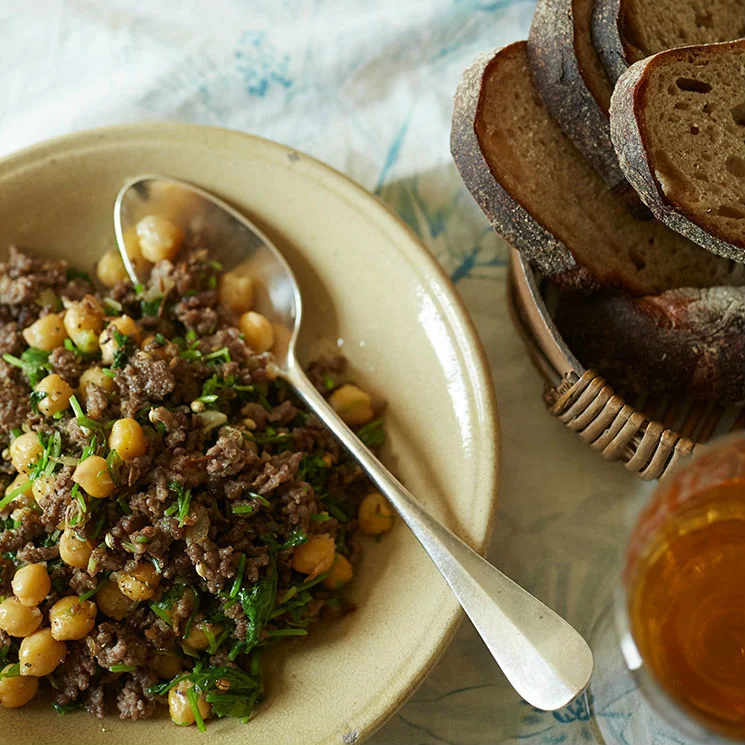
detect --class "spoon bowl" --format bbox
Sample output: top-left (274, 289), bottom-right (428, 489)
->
top-left (115, 174), bottom-right (594, 711)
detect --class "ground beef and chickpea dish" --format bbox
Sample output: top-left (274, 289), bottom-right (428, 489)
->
top-left (0, 215), bottom-right (394, 729)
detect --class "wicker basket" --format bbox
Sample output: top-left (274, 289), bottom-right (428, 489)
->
top-left (506, 248), bottom-right (745, 480)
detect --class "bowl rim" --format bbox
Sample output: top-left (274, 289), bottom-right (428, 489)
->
top-left (0, 121), bottom-right (501, 742)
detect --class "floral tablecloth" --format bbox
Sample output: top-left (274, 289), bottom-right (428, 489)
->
top-left (1, 1), bottom-right (650, 742)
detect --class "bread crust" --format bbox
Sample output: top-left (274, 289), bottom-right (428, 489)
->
top-left (451, 43), bottom-right (594, 289)
top-left (591, 0), bottom-right (630, 85)
top-left (528, 0), bottom-right (625, 190)
top-left (610, 44), bottom-right (745, 263)
top-left (555, 286), bottom-right (745, 404)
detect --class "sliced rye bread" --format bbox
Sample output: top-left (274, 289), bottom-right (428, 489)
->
top-left (450, 41), bottom-right (744, 296)
top-left (528, 0), bottom-right (631, 199)
top-left (593, 0), bottom-right (745, 86)
top-left (611, 40), bottom-right (745, 262)
top-left (554, 286), bottom-right (745, 404)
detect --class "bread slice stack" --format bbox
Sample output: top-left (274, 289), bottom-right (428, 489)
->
top-left (452, 0), bottom-right (745, 404)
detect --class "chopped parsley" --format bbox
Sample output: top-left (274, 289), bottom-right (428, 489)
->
top-left (165, 481), bottom-right (192, 527)
top-left (357, 417), bottom-right (385, 448)
top-left (2, 347), bottom-right (51, 387)
top-left (66, 267), bottom-right (92, 283)
top-left (29, 390), bottom-right (47, 414)
top-left (111, 328), bottom-right (135, 370)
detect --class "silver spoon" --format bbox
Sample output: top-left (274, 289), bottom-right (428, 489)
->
top-left (114, 175), bottom-right (593, 711)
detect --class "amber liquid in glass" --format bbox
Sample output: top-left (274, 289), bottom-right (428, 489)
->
top-left (628, 482), bottom-right (745, 738)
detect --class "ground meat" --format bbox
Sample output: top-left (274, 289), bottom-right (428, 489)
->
top-left (116, 352), bottom-right (175, 418)
top-left (240, 402), bottom-right (268, 429)
top-left (0, 513), bottom-right (44, 554)
top-left (38, 466), bottom-right (75, 530)
top-left (175, 293), bottom-right (219, 335)
top-left (148, 406), bottom-right (188, 448)
top-left (205, 427), bottom-right (255, 476)
top-left (144, 618), bottom-right (176, 650)
top-left (0, 246), bottom-right (69, 308)
top-left (85, 684), bottom-right (106, 719)
top-left (201, 327), bottom-right (252, 364)
top-left (82, 382), bottom-right (111, 421)
top-left (69, 568), bottom-right (97, 595)
top-left (54, 640), bottom-right (98, 707)
top-left (117, 671), bottom-right (161, 720)
top-left (49, 347), bottom-right (86, 385)
top-left (0, 322), bottom-right (22, 356)
top-left (268, 399), bottom-right (297, 425)
top-left (306, 354), bottom-right (346, 392)
top-left (92, 623), bottom-right (149, 670)
top-left (251, 451), bottom-right (303, 496)
top-left (280, 482), bottom-right (317, 530)
top-left (185, 522), bottom-right (237, 594)
top-left (0, 362), bottom-right (31, 438)
top-left (16, 543), bottom-right (59, 563)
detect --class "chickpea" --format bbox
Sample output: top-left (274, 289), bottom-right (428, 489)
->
top-left (9, 433), bottom-right (42, 475)
top-left (329, 384), bottom-right (374, 427)
top-left (151, 652), bottom-right (182, 680)
top-left (218, 271), bottom-right (253, 314)
top-left (59, 529), bottom-right (93, 569)
top-left (291, 535), bottom-right (336, 577)
top-left (34, 374), bottom-right (73, 417)
top-left (96, 580), bottom-right (133, 621)
top-left (96, 249), bottom-right (129, 289)
top-left (12, 564), bottom-right (50, 607)
top-left (18, 628), bottom-right (66, 677)
top-left (63, 296), bottom-right (104, 354)
top-left (0, 598), bottom-right (42, 637)
top-left (136, 215), bottom-right (184, 263)
top-left (79, 366), bottom-right (115, 411)
top-left (108, 418), bottom-right (147, 461)
top-left (358, 492), bottom-right (395, 535)
top-left (116, 563), bottom-right (160, 601)
top-left (99, 315), bottom-right (140, 366)
top-left (49, 596), bottom-right (97, 641)
top-left (184, 621), bottom-right (223, 651)
top-left (5, 473), bottom-right (31, 508)
top-left (323, 554), bottom-right (354, 590)
top-left (121, 226), bottom-right (150, 274)
top-left (22, 313), bottom-right (67, 351)
top-left (30, 473), bottom-right (56, 510)
top-left (0, 664), bottom-right (38, 708)
top-left (72, 455), bottom-right (115, 499)
top-left (238, 311), bottom-right (274, 353)
top-left (169, 680), bottom-right (211, 726)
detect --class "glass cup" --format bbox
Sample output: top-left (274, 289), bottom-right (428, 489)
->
top-left (588, 433), bottom-right (745, 745)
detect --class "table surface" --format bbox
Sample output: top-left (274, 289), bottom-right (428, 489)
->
top-left (2, 1), bottom-right (648, 742)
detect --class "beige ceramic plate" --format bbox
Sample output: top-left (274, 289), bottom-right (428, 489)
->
top-left (0, 123), bottom-right (499, 745)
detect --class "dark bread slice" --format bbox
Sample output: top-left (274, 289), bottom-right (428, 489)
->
top-left (528, 0), bottom-right (627, 194)
top-left (554, 286), bottom-right (745, 404)
top-left (450, 41), bottom-right (743, 296)
top-left (593, 0), bottom-right (745, 85)
top-left (611, 40), bottom-right (745, 262)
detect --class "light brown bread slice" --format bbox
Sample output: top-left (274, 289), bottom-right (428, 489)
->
top-left (528, 0), bottom-right (627, 193)
top-left (450, 41), bottom-right (743, 295)
top-left (554, 285), bottom-right (745, 404)
top-left (593, 0), bottom-right (745, 85)
top-left (611, 40), bottom-right (745, 262)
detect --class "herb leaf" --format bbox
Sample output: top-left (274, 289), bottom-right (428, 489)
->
top-left (3, 348), bottom-right (52, 387)
top-left (357, 417), bottom-right (385, 448)
top-left (111, 328), bottom-right (135, 370)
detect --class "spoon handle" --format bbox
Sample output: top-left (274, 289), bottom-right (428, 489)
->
top-left (284, 365), bottom-right (593, 711)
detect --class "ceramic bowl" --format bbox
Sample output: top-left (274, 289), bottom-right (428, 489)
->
top-left (0, 123), bottom-right (499, 745)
